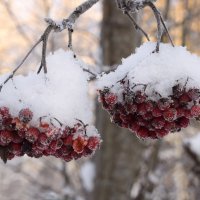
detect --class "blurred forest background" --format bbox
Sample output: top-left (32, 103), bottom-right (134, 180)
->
top-left (1, 0), bottom-right (200, 200)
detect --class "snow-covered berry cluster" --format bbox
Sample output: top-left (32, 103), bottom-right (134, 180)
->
top-left (0, 107), bottom-right (101, 163)
top-left (98, 78), bottom-right (200, 139)
top-left (97, 42), bottom-right (200, 139)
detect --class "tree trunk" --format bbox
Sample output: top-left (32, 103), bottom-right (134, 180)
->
top-left (93, 1), bottom-right (146, 200)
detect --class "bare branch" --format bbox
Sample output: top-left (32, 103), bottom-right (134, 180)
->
top-left (122, 0), bottom-right (174, 52)
top-left (125, 11), bottom-right (150, 41)
top-left (0, 26), bottom-right (53, 91)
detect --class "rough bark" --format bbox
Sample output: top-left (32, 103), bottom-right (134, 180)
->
top-left (93, 1), bottom-right (146, 200)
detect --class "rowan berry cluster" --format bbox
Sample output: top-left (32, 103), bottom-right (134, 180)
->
top-left (98, 78), bottom-right (200, 139)
top-left (0, 107), bottom-right (101, 163)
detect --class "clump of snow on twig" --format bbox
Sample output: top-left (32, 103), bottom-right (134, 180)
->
top-left (0, 50), bottom-right (93, 127)
top-left (97, 42), bottom-right (200, 99)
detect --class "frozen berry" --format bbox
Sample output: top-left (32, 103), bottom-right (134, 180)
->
top-left (10, 143), bottom-right (22, 156)
top-left (63, 134), bottom-right (73, 146)
top-left (191, 105), bottom-right (200, 117)
top-left (135, 91), bottom-right (146, 103)
top-left (25, 127), bottom-right (40, 143)
top-left (178, 117), bottom-right (189, 128)
top-left (104, 93), bottom-right (117, 105)
top-left (50, 139), bottom-right (63, 150)
top-left (163, 108), bottom-right (177, 122)
top-left (137, 127), bottom-right (148, 138)
top-left (152, 107), bottom-right (162, 117)
top-left (158, 98), bottom-right (170, 110)
top-left (73, 136), bottom-right (87, 153)
top-left (179, 93), bottom-right (191, 104)
top-left (0, 131), bottom-right (13, 144)
top-left (87, 137), bottom-right (100, 151)
top-left (156, 129), bottom-right (168, 138)
top-left (19, 108), bottom-right (33, 123)
top-left (152, 117), bottom-right (165, 129)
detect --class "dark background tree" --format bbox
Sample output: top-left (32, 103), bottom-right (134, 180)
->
top-left (93, 1), bottom-right (147, 200)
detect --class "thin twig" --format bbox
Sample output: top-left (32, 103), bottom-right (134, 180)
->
top-left (147, 2), bottom-right (162, 52)
top-left (0, 37), bottom-right (43, 91)
top-left (37, 25), bottom-right (53, 74)
top-left (82, 68), bottom-right (97, 81)
top-left (160, 15), bottom-right (174, 47)
top-left (125, 11), bottom-right (150, 41)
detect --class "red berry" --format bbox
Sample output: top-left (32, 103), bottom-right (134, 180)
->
top-left (179, 93), bottom-right (191, 104)
top-left (135, 91), bottom-right (146, 103)
top-left (152, 117), bottom-right (165, 129)
top-left (191, 105), bottom-right (200, 117)
top-left (137, 127), bottom-right (148, 138)
top-left (71, 151), bottom-right (81, 160)
top-left (138, 103), bottom-right (147, 115)
top-left (158, 98), bottom-right (170, 110)
top-left (82, 147), bottom-right (93, 157)
top-left (73, 136), bottom-right (87, 153)
top-left (63, 134), bottom-right (73, 145)
top-left (60, 145), bottom-right (72, 156)
top-left (163, 108), bottom-right (177, 122)
top-left (46, 128), bottom-right (62, 140)
top-left (145, 101), bottom-right (154, 112)
top-left (104, 93), bottom-right (117, 105)
top-left (184, 109), bottom-right (192, 118)
top-left (25, 127), bottom-right (40, 143)
top-left (164, 122), bottom-right (176, 131)
top-left (148, 131), bottom-right (158, 139)
top-left (35, 141), bottom-right (48, 151)
top-left (178, 117), bottom-right (189, 128)
top-left (39, 122), bottom-right (50, 132)
top-left (50, 139), bottom-right (63, 150)
top-left (143, 112), bottom-right (153, 121)
top-left (137, 116), bottom-right (148, 127)
top-left (176, 108), bottom-right (185, 118)
top-left (125, 104), bottom-right (137, 113)
top-left (0, 131), bottom-right (14, 144)
top-left (156, 129), bottom-right (168, 138)
top-left (0, 107), bottom-right (10, 118)
top-left (12, 132), bottom-right (23, 143)
top-left (129, 123), bottom-right (140, 133)
top-left (87, 137), bottom-right (100, 151)
top-left (63, 154), bottom-right (73, 162)
top-left (19, 108), bottom-right (33, 123)
top-left (38, 133), bottom-right (51, 145)
top-left (43, 148), bottom-right (56, 156)
top-left (152, 107), bottom-right (162, 117)
top-left (18, 131), bottom-right (26, 138)
top-left (10, 143), bottom-right (22, 156)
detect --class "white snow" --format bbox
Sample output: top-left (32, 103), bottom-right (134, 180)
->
top-left (80, 161), bottom-right (95, 192)
top-left (184, 133), bottom-right (200, 157)
top-left (97, 42), bottom-right (200, 99)
top-left (0, 50), bottom-right (93, 127)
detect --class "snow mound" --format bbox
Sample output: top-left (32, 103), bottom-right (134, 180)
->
top-left (0, 49), bottom-right (92, 127)
top-left (97, 42), bottom-right (200, 98)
